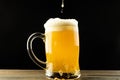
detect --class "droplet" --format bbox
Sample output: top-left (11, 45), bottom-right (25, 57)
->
top-left (61, 0), bottom-right (64, 8)
top-left (61, 0), bottom-right (64, 13)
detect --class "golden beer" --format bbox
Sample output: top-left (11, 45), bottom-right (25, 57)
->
top-left (44, 18), bottom-right (80, 79)
top-left (27, 18), bottom-right (80, 79)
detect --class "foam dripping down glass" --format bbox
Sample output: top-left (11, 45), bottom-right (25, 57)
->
top-left (27, 18), bottom-right (81, 79)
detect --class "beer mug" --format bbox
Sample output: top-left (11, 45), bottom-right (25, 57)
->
top-left (27, 18), bottom-right (81, 79)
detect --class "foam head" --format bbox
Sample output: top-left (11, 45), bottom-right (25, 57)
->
top-left (44, 18), bottom-right (78, 32)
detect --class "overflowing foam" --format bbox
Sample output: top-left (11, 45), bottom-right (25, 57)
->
top-left (44, 18), bottom-right (78, 32)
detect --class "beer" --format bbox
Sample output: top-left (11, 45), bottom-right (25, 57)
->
top-left (27, 18), bottom-right (80, 79)
top-left (44, 18), bottom-right (80, 78)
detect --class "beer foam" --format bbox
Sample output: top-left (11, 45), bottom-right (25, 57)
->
top-left (44, 18), bottom-right (78, 31)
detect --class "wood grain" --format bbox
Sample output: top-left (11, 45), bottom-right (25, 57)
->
top-left (0, 70), bottom-right (120, 80)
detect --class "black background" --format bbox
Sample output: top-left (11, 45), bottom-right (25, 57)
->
top-left (0, 0), bottom-right (120, 70)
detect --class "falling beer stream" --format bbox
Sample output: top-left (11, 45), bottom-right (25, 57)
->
top-left (61, 0), bottom-right (64, 13)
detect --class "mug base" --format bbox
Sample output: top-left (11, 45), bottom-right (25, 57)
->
top-left (46, 72), bottom-right (81, 79)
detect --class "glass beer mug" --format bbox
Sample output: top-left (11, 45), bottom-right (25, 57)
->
top-left (27, 18), bottom-right (81, 79)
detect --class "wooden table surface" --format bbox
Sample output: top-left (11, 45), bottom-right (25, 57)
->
top-left (0, 70), bottom-right (120, 80)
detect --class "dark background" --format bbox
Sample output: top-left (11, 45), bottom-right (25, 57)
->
top-left (0, 0), bottom-right (120, 70)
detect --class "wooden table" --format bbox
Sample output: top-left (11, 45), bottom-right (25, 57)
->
top-left (0, 70), bottom-right (120, 80)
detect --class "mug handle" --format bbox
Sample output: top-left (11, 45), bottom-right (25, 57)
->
top-left (27, 32), bottom-right (46, 69)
